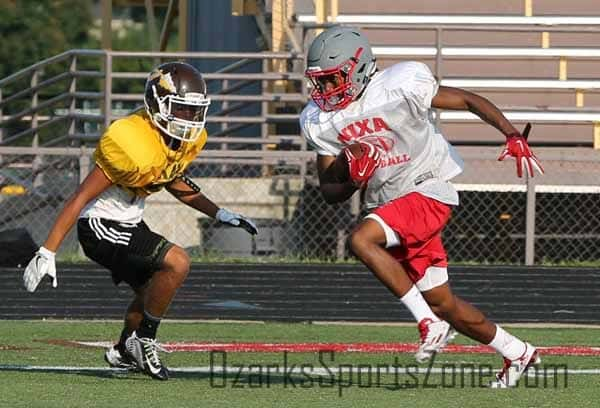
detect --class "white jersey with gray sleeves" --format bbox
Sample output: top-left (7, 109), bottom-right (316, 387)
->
top-left (300, 61), bottom-right (464, 208)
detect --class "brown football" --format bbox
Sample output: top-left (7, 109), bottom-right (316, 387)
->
top-left (333, 143), bottom-right (364, 182)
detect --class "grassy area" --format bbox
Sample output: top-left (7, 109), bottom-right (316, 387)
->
top-left (0, 321), bottom-right (599, 407)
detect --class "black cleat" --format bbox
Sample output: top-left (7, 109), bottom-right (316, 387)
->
top-left (125, 331), bottom-right (170, 381)
top-left (104, 344), bottom-right (137, 369)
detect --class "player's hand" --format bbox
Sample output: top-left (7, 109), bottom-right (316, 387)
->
top-left (345, 141), bottom-right (382, 184)
top-left (23, 247), bottom-right (57, 293)
top-left (216, 208), bottom-right (258, 235)
top-left (498, 123), bottom-right (544, 178)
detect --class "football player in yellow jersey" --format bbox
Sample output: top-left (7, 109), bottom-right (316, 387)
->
top-left (22, 62), bottom-right (257, 380)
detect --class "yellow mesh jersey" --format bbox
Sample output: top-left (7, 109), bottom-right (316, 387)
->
top-left (94, 110), bottom-right (207, 196)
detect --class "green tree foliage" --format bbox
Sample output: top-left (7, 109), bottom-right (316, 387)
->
top-left (0, 0), bottom-right (94, 79)
top-left (0, 1), bottom-right (177, 145)
top-left (109, 5), bottom-right (173, 95)
top-left (0, 1), bottom-right (95, 146)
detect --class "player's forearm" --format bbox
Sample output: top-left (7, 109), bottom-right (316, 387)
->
top-left (463, 92), bottom-right (518, 136)
top-left (43, 195), bottom-right (86, 252)
top-left (181, 192), bottom-right (220, 218)
top-left (42, 166), bottom-right (112, 252)
top-left (167, 177), bottom-right (219, 217)
top-left (319, 181), bottom-right (358, 204)
top-left (433, 87), bottom-right (518, 137)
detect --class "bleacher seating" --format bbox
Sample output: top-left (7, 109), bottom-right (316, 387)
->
top-left (317, 0), bottom-right (600, 16)
top-left (296, 1), bottom-right (600, 146)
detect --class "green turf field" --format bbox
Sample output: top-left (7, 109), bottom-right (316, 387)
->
top-left (0, 321), bottom-right (599, 407)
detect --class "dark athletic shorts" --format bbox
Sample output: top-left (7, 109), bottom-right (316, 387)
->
top-left (77, 217), bottom-right (173, 289)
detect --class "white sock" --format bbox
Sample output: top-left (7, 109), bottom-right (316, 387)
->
top-left (399, 285), bottom-right (439, 323)
top-left (488, 325), bottom-right (527, 360)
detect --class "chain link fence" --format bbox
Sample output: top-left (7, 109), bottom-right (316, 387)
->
top-left (1, 147), bottom-right (600, 265)
top-left (0, 152), bottom-right (81, 255)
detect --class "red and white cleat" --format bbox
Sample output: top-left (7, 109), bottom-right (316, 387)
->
top-left (415, 318), bottom-right (457, 363)
top-left (489, 342), bottom-right (541, 388)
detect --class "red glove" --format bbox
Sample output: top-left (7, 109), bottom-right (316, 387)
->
top-left (345, 141), bottom-right (382, 184)
top-left (498, 123), bottom-right (544, 178)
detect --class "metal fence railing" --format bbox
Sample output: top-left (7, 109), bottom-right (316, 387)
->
top-left (2, 146), bottom-right (600, 265)
top-left (2, 46), bottom-right (600, 265)
top-left (3, 46), bottom-right (600, 149)
top-left (0, 49), bottom-right (306, 149)
top-left (296, 21), bottom-right (600, 147)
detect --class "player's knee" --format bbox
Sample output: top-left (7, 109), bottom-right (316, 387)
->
top-left (163, 246), bottom-right (190, 282)
top-left (347, 230), bottom-right (369, 257)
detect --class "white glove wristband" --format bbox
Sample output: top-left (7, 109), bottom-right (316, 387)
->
top-left (38, 246), bottom-right (55, 259)
top-left (216, 208), bottom-right (239, 225)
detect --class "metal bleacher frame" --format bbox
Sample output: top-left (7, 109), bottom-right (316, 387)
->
top-left (296, 13), bottom-right (600, 147)
top-left (3, 14), bottom-right (600, 149)
top-left (1, 9), bottom-right (600, 265)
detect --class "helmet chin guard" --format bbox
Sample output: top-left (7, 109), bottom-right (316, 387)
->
top-left (305, 48), bottom-right (363, 112)
top-left (150, 89), bottom-right (210, 142)
top-left (305, 26), bottom-right (377, 112)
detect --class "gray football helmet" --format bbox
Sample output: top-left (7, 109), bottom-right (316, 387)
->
top-left (305, 26), bottom-right (377, 111)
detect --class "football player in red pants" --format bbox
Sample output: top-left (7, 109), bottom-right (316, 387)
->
top-left (300, 26), bottom-right (543, 387)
